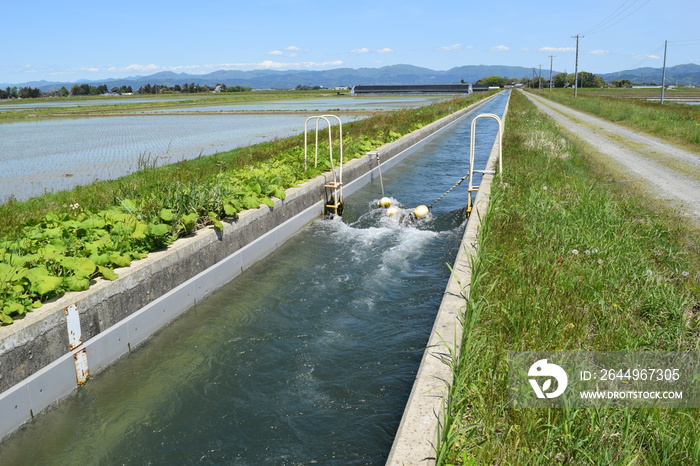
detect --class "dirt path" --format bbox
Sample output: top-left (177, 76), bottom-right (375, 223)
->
top-left (522, 91), bottom-right (700, 220)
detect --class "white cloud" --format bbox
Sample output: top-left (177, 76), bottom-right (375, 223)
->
top-left (213, 60), bottom-right (344, 70)
top-left (490, 45), bottom-right (509, 52)
top-left (122, 64), bottom-right (160, 72)
top-left (377, 48), bottom-right (394, 54)
top-left (438, 43), bottom-right (463, 51)
top-left (588, 49), bottom-right (610, 56)
top-left (167, 65), bottom-right (204, 72)
top-left (40, 59), bottom-right (345, 78)
top-left (48, 66), bottom-right (103, 76)
top-left (539, 46), bottom-right (575, 53)
top-left (630, 53), bottom-right (662, 61)
top-left (351, 47), bottom-right (371, 54)
top-left (270, 46), bottom-right (305, 57)
top-left (17, 64), bottom-right (39, 74)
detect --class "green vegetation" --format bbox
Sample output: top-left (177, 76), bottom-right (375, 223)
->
top-left (1, 82), bottom-right (251, 100)
top-left (0, 92), bottom-right (494, 324)
top-left (529, 88), bottom-right (700, 149)
top-left (437, 90), bottom-right (700, 464)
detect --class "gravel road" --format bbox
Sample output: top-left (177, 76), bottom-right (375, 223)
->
top-left (522, 91), bottom-right (700, 220)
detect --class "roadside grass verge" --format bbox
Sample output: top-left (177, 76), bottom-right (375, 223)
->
top-left (0, 93), bottom-right (494, 324)
top-left (437, 90), bottom-right (700, 464)
top-left (528, 88), bottom-right (700, 149)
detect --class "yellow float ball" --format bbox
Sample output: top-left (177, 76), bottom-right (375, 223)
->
top-left (386, 206), bottom-right (399, 217)
top-left (379, 197), bottom-right (392, 208)
top-left (413, 205), bottom-right (429, 219)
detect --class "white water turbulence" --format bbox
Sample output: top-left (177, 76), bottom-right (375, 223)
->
top-left (0, 91), bottom-right (510, 465)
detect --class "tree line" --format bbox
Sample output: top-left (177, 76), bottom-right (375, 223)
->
top-left (1, 87), bottom-right (44, 99)
top-left (0, 83), bottom-right (252, 99)
top-left (476, 71), bottom-right (609, 89)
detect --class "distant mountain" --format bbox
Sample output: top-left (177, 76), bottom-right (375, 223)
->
top-left (2, 63), bottom-right (698, 91)
top-left (0, 65), bottom-right (550, 92)
top-left (599, 63), bottom-right (700, 85)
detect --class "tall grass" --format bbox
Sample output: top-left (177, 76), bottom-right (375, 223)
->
top-left (529, 88), bottom-right (700, 148)
top-left (438, 90), bottom-right (700, 464)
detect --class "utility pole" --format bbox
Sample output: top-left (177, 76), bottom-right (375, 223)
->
top-left (539, 64), bottom-right (542, 89)
top-left (549, 55), bottom-right (555, 91)
top-left (660, 40), bottom-right (668, 104)
top-left (572, 35), bottom-right (583, 98)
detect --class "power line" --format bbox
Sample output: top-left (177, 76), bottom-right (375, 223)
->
top-left (580, 0), bottom-right (634, 35)
top-left (627, 38), bottom-right (699, 75)
top-left (579, 0), bottom-right (651, 36)
top-left (631, 43), bottom-right (666, 69)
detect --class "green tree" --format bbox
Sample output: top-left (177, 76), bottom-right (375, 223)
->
top-left (19, 87), bottom-right (42, 98)
top-left (577, 71), bottom-right (604, 88)
top-left (552, 73), bottom-right (571, 88)
top-left (610, 79), bottom-right (632, 88)
top-left (476, 76), bottom-right (506, 87)
top-left (1, 87), bottom-right (19, 98)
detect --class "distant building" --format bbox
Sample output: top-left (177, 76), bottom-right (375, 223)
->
top-left (352, 84), bottom-right (474, 94)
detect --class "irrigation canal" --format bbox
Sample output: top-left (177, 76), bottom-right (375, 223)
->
top-left (0, 91), bottom-right (510, 465)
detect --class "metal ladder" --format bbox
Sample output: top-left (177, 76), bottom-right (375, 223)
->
top-left (466, 113), bottom-right (503, 217)
top-left (304, 115), bottom-right (344, 216)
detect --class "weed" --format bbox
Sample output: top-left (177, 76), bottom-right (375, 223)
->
top-left (438, 90), bottom-right (700, 464)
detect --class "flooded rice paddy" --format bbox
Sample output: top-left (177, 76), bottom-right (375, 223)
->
top-left (0, 96), bottom-right (445, 202)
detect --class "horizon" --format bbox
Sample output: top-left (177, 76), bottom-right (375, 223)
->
top-left (2, 0), bottom-right (698, 85)
top-left (3, 62), bottom-right (699, 88)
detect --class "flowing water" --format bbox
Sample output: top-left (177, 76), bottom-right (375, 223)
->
top-left (0, 91), bottom-right (509, 465)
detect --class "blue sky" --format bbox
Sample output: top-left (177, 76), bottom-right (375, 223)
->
top-left (2, 0), bottom-right (698, 84)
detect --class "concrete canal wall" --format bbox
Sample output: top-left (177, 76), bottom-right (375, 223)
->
top-left (386, 98), bottom-right (510, 465)
top-left (0, 94), bottom-right (500, 441)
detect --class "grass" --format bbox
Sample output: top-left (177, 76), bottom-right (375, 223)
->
top-left (528, 88), bottom-right (700, 149)
top-left (552, 88), bottom-right (700, 100)
top-left (437, 90), bottom-right (700, 464)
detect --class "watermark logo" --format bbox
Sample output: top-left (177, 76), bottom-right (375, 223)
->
top-left (528, 359), bottom-right (568, 399)
top-left (510, 352), bottom-right (700, 408)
